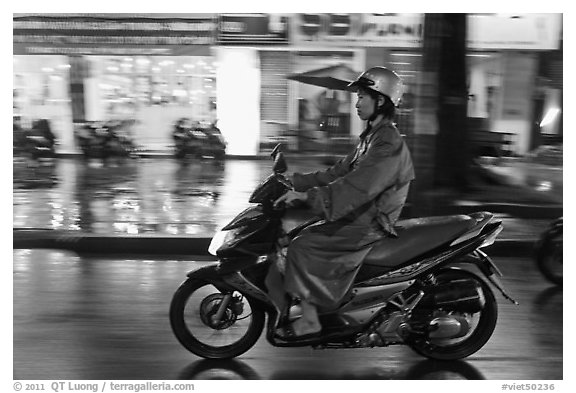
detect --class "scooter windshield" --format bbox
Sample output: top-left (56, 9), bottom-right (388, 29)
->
top-left (222, 205), bottom-right (268, 230)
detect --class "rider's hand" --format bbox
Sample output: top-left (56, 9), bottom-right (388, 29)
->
top-left (274, 190), bottom-right (307, 208)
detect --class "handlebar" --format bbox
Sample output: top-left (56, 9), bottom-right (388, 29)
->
top-left (276, 174), bottom-right (293, 190)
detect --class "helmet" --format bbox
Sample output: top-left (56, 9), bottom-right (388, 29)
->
top-left (348, 66), bottom-right (404, 106)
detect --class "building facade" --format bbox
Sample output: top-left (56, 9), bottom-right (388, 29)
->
top-left (13, 13), bottom-right (562, 156)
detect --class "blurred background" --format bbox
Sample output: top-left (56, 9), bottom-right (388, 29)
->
top-left (13, 13), bottom-right (563, 228)
top-left (11, 13), bottom-right (565, 381)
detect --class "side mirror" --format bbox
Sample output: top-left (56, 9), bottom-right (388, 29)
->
top-left (271, 143), bottom-right (282, 160)
top-left (273, 152), bottom-right (287, 174)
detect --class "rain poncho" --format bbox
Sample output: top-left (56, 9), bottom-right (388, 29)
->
top-left (284, 119), bottom-right (415, 309)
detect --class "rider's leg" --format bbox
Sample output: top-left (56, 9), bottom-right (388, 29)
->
top-left (264, 262), bottom-right (287, 313)
top-left (289, 299), bottom-right (321, 336)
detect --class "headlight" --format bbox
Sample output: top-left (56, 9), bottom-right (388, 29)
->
top-left (208, 228), bottom-right (242, 256)
top-left (208, 230), bottom-right (227, 256)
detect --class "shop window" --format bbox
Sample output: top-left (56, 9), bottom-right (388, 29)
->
top-left (97, 55), bottom-right (218, 124)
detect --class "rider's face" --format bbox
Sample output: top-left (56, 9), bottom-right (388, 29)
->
top-left (355, 89), bottom-right (378, 121)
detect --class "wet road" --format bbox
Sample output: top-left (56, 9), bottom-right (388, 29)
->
top-left (13, 249), bottom-right (562, 380)
top-left (13, 157), bottom-right (323, 236)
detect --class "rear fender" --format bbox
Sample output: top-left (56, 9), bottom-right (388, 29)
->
top-left (445, 251), bottom-right (518, 305)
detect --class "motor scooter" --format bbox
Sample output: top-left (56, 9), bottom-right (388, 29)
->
top-left (170, 145), bottom-right (518, 360)
top-left (15, 119), bottom-right (57, 160)
top-left (173, 118), bottom-right (226, 161)
top-left (76, 120), bottom-right (137, 160)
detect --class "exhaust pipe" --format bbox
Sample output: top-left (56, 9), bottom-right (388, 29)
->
top-left (429, 315), bottom-right (470, 339)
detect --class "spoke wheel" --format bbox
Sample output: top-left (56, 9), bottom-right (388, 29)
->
top-left (170, 279), bottom-right (265, 359)
top-left (408, 269), bottom-right (498, 360)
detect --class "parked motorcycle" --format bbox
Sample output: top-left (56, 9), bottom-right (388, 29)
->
top-left (535, 217), bottom-right (563, 286)
top-left (173, 118), bottom-right (226, 161)
top-left (14, 118), bottom-right (57, 160)
top-left (200, 123), bottom-right (226, 160)
top-left (75, 120), bottom-right (138, 160)
top-left (170, 145), bottom-right (518, 360)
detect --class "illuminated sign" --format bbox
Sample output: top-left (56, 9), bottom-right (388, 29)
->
top-left (291, 13), bottom-right (562, 50)
top-left (291, 13), bottom-right (423, 47)
top-left (218, 14), bottom-right (289, 44)
top-left (13, 15), bottom-right (217, 55)
top-left (467, 13), bottom-right (562, 50)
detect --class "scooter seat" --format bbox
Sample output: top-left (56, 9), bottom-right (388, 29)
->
top-left (363, 215), bottom-right (476, 268)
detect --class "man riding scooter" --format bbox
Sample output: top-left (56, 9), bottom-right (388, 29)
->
top-left (267, 66), bottom-right (415, 340)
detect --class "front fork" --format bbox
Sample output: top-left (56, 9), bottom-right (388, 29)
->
top-left (466, 250), bottom-right (519, 305)
top-left (212, 293), bottom-right (233, 324)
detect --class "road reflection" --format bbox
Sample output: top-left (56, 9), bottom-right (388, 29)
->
top-left (13, 160), bottom-right (59, 190)
top-left (171, 160), bottom-right (224, 202)
top-left (179, 358), bottom-right (485, 380)
top-left (403, 360), bottom-right (485, 380)
top-left (534, 286), bottom-right (562, 307)
top-left (179, 359), bottom-right (261, 380)
top-left (531, 286), bottom-right (563, 350)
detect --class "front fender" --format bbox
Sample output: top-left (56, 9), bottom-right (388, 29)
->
top-left (186, 262), bottom-right (220, 279)
top-left (185, 263), bottom-right (232, 292)
top-left (184, 262), bottom-right (274, 309)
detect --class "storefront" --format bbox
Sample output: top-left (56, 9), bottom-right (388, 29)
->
top-left (13, 14), bottom-right (221, 153)
top-left (13, 13), bottom-right (294, 156)
top-left (286, 13), bottom-right (562, 156)
top-left (225, 13), bottom-right (423, 156)
top-left (465, 13), bottom-right (563, 155)
top-left (13, 55), bottom-right (75, 150)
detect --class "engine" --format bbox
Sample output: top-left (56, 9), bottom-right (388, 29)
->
top-left (353, 279), bottom-right (484, 347)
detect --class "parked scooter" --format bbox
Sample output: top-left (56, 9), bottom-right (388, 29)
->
top-left (199, 122), bottom-right (226, 160)
top-left (14, 119), bottom-right (57, 160)
top-left (76, 120), bottom-right (137, 160)
top-left (170, 145), bottom-right (518, 360)
top-left (535, 217), bottom-right (563, 286)
top-left (173, 118), bottom-right (226, 161)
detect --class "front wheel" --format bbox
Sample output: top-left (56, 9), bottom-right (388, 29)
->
top-left (170, 279), bottom-right (265, 359)
top-left (408, 269), bottom-right (498, 360)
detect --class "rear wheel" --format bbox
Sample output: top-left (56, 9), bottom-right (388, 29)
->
top-left (408, 269), bottom-right (498, 360)
top-left (170, 279), bottom-right (265, 359)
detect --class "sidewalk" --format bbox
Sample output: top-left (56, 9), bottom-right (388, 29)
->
top-left (13, 154), bottom-right (562, 258)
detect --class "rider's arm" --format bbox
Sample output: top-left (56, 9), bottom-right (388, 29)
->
top-left (305, 129), bottom-right (414, 222)
top-left (292, 146), bottom-right (358, 192)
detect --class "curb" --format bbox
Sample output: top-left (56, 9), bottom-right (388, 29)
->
top-left (13, 229), bottom-right (536, 258)
top-left (13, 229), bottom-right (212, 257)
